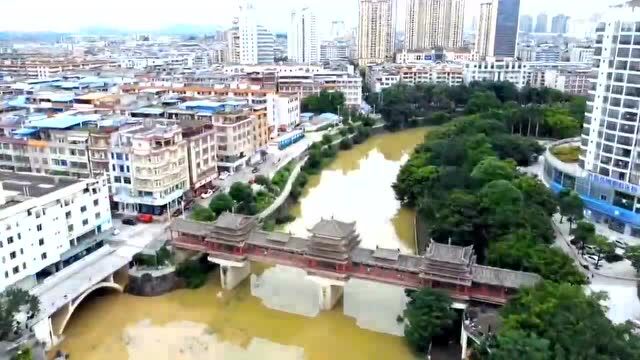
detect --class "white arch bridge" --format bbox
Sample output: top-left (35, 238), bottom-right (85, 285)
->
top-left (30, 245), bottom-right (133, 348)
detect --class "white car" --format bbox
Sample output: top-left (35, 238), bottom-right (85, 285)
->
top-left (200, 189), bottom-right (215, 199)
top-left (219, 172), bottom-right (230, 180)
top-left (112, 228), bottom-right (120, 236)
top-left (584, 254), bottom-right (599, 264)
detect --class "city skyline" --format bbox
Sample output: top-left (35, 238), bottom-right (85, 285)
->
top-left (0, 0), bottom-right (623, 35)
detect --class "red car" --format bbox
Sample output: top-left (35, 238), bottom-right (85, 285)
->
top-left (136, 214), bottom-right (153, 223)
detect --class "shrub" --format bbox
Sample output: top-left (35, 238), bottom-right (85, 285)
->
top-left (134, 253), bottom-right (158, 267)
top-left (191, 205), bottom-right (215, 222)
top-left (254, 175), bottom-right (270, 187)
top-left (604, 252), bottom-right (624, 263)
top-left (339, 137), bottom-right (353, 150)
top-left (176, 258), bottom-right (212, 289)
top-left (275, 213), bottom-right (296, 225)
top-left (339, 127), bottom-right (349, 137)
top-left (263, 219), bottom-right (276, 231)
top-left (321, 133), bottom-right (334, 145)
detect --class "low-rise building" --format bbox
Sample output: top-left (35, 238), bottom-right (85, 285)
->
top-left (181, 121), bottom-right (218, 193)
top-left (213, 109), bottom-right (256, 173)
top-left (0, 172), bottom-right (111, 291)
top-left (463, 60), bottom-right (532, 88)
top-left (543, 68), bottom-right (591, 95)
top-left (367, 64), bottom-right (464, 92)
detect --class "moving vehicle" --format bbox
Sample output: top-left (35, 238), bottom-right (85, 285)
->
top-left (122, 218), bottom-right (137, 226)
top-left (136, 213), bottom-right (153, 223)
top-left (200, 189), bottom-right (215, 199)
top-left (614, 239), bottom-right (628, 249)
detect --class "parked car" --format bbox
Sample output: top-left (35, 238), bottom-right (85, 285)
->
top-left (136, 214), bottom-right (153, 223)
top-left (615, 239), bottom-right (628, 249)
top-left (251, 167), bottom-right (260, 174)
top-left (200, 189), bottom-right (215, 199)
top-left (219, 171), bottom-right (230, 180)
top-left (584, 254), bottom-right (599, 263)
top-left (112, 228), bottom-right (121, 235)
top-left (122, 218), bottom-right (137, 226)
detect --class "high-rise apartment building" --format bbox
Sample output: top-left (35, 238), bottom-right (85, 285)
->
top-left (238, 0), bottom-right (274, 64)
top-left (357, 0), bottom-right (395, 65)
top-left (474, 0), bottom-right (520, 59)
top-left (226, 20), bottom-right (241, 63)
top-left (535, 13), bottom-right (548, 33)
top-left (541, 2), bottom-right (640, 236)
top-left (551, 14), bottom-right (570, 34)
top-left (288, 7), bottom-right (320, 64)
top-left (519, 15), bottom-right (533, 33)
top-left (404, 0), bottom-right (465, 51)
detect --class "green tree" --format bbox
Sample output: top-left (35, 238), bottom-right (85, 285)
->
top-left (321, 133), bottom-right (334, 145)
top-left (470, 157), bottom-right (517, 186)
top-left (11, 347), bottom-right (33, 360)
top-left (254, 175), bottom-right (270, 187)
top-left (338, 137), bottom-right (353, 150)
top-left (403, 288), bottom-right (455, 353)
top-left (476, 329), bottom-right (551, 360)
top-left (302, 90), bottom-right (346, 114)
top-left (625, 245), bottom-right (640, 273)
top-left (572, 221), bottom-right (596, 254)
top-left (498, 281), bottom-right (640, 359)
top-left (0, 288), bottom-right (40, 341)
top-left (558, 189), bottom-right (584, 229)
top-left (229, 182), bottom-right (254, 204)
top-left (591, 234), bottom-right (614, 269)
top-left (208, 193), bottom-right (234, 216)
top-left (191, 205), bottom-right (215, 222)
top-left (465, 91), bottom-right (501, 114)
top-left (512, 176), bottom-right (557, 216)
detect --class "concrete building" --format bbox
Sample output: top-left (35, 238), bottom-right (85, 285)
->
top-left (569, 47), bottom-right (595, 63)
top-left (551, 14), bottom-right (570, 34)
top-left (357, 0), bottom-right (395, 65)
top-left (0, 172), bottom-right (111, 291)
top-left (518, 44), bottom-right (561, 62)
top-left (404, 0), bottom-right (465, 51)
top-left (519, 14), bottom-right (533, 33)
top-left (543, 68), bottom-right (591, 95)
top-left (463, 60), bottom-right (531, 88)
top-left (547, 2), bottom-right (640, 236)
top-left (474, 0), bottom-right (521, 59)
top-left (110, 124), bottom-right (189, 215)
top-left (367, 63), bottom-right (464, 92)
top-left (535, 13), bottom-right (548, 33)
top-left (226, 22), bottom-right (241, 63)
top-left (181, 122), bottom-right (218, 193)
top-left (288, 7), bottom-right (320, 64)
top-left (239, 0), bottom-right (274, 64)
top-left (212, 109), bottom-right (256, 173)
top-left (320, 40), bottom-right (350, 61)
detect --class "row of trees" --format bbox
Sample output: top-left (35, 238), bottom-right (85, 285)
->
top-left (374, 81), bottom-right (585, 139)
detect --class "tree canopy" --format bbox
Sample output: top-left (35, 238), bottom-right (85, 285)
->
top-left (403, 288), bottom-right (455, 354)
top-left (485, 281), bottom-right (640, 359)
top-left (302, 90), bottom-right (346, 114)
top-left (208, 193), bottom-right (234, 216)
top-left (0, 288), bottom-right (40, 341)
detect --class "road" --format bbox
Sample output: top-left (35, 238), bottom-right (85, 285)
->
top-left (195, 131), bottom-right (324, 208)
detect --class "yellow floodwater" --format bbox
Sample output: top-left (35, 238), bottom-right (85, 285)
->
top-left (286, 128), bottom-right (429, 253)
top-left (52, 129), bottom-right (428, 360)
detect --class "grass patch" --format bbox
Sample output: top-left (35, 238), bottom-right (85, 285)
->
top-left (551, 145), bottom-right (580, 163)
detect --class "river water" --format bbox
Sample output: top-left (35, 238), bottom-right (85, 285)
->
top-left (52, 128), bottom-right (429, 360)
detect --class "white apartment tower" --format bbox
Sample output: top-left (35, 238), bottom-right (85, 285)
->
top-left (288, 7), bottom-right (320, 64)
top-left (239, 0), bottom-right (275, 65)
top-left (475, 0), bottom-right (496, 58)
top-left (358, 0), bottom-right (396, 65)
top-left (404, 0), bottom-right (465, 50)
top-left (226, 19), bottom-right (241, 63)
top-left (580, 3), bottom-right (640, 184)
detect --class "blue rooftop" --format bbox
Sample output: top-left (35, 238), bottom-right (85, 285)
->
top-left (12, 128), bottom-right (39, 136)
top-left (29, 114), bottom-right (101, 129)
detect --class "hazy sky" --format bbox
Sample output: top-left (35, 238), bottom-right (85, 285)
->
top-left (0, 0), bottom-right (622, 35)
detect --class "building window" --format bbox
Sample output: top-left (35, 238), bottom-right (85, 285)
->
top-left (41, 253), bottom-right (47, 260)
top-left (22, 263), bottom-right (25, 270)
top-left (601, 194), bottom-right (607, 201)
top-left (6, 236), bottom-right (12, 244)
top-left (68, 224), bottom-right (74, 233)
top-left (9, 251), bottom-right (16, 260)
top-left (66, 211), bottom-right (71, 219)
top-left (115, 153), bottom-right (124, 160)
top-left (12, 266), bottom-right (18, 275)
top-left (82, 219), bottom-right (89, 226)
top-left (119, 165), bottom-right (125, 172)
top-left (39, 238), bottom-right (44, 246)
top-left (114, 176), bottom-right (122, 183)
top-left (36, 224), bottom-right (42, 232)
top-left (19, 248), bottom-right (23, 255)
top-left (80, 206), bottom-right (87, 213)
top-left (4, 272), bottom-right (7, 279)
top-left (123, 177), bottom-right (131, 184)
top-left (95, 212), bottom-right (100, 220)
top-left (94, 199), bottom-right (99, 206)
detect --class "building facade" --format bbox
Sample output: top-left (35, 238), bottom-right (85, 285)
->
top-left (519, 14), bottom-right (533, 33)
top-left (544, 4), bottom-right (640, 236)
top-left (535, 13), bottom-right (548, 33)
top-left (238, 0), bottom-right (275, 65)
top-left (358, 0), bottom-right (395, 65)
top-left (569, 47), bottom-right (595, 63)
top-left (475, 0), bottom-right (520, 59)
top-left (551, 14), bottom-right (570, 34)
top-left (404, 0), bottom-right (465, 51)
top-left (0, 173), bottom-right (111, 291)
top-left (288, 7), bottom-right (320, 64)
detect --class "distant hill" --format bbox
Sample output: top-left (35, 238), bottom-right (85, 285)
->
top-left (0, 32), bottom-right (68, 42)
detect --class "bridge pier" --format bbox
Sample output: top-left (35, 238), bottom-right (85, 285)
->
top-left (307, 275), bottom-right (345, 311)
top-left (208, 256), bottom-right (251, 290)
